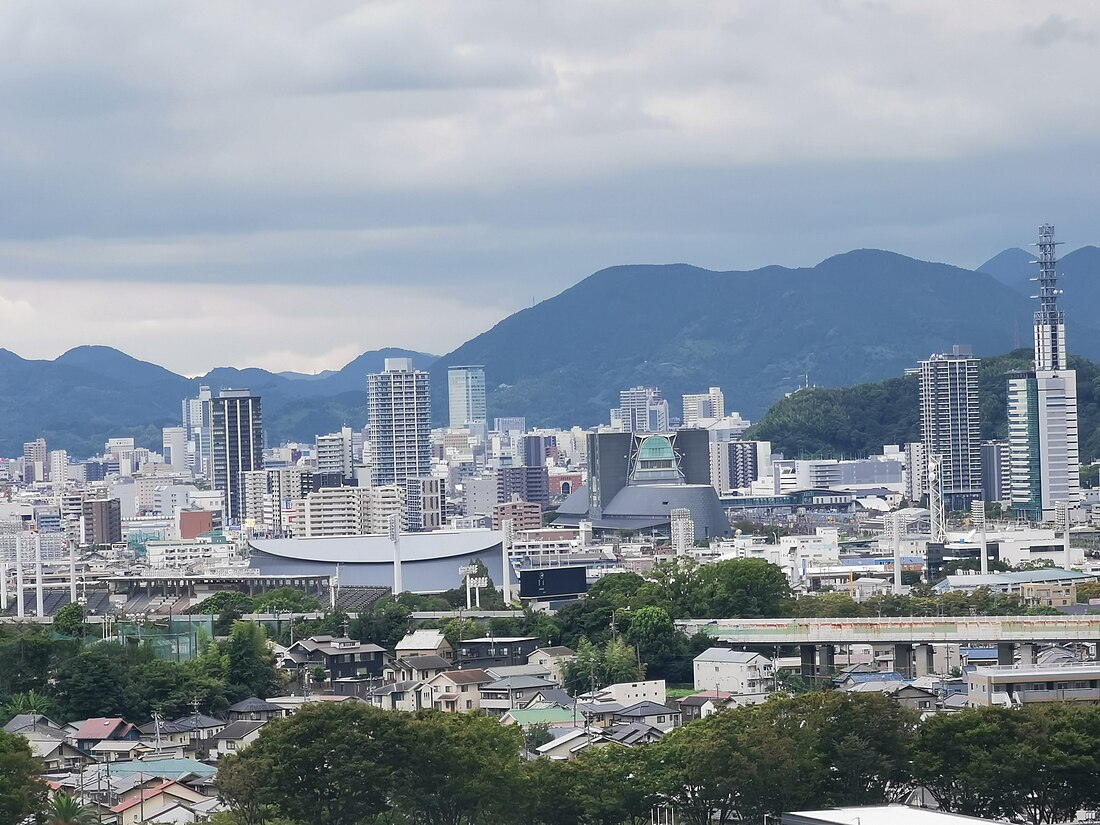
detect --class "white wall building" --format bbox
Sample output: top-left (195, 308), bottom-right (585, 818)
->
top-left (693, 648), bottom-right (775, 701)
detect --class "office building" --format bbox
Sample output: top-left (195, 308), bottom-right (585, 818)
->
top-left (367, 358), bottom-right (431, 487)
top-left (448, 365), bottom-right (487, 430)
top-left (682, 387), bottom-right (725, 427)
top-left (162, 426), bottom-right (188, 472)
top-left (494, 417), bottom-right (526, 434)
top-left (615, 386), bottom-right (669, 433)
top-left (210, 389), bottom-right (265, 523)
top-left (522, 434), bottom-right (553, 468)
top-left (919, 345), bottom-right (982, 510)
top-left (1008, 225), bottom-right (1081, 521)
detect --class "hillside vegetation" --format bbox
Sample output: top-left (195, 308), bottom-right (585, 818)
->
top-left (746, 350), bottom-right (1100, 462)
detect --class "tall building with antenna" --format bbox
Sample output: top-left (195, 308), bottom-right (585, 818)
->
top-left (1007, 224), bottom-right (1080, 521)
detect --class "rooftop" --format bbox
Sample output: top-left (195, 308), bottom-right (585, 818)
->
top-left (694, 647), bottom-right (769, 664)
top-left (785, 805), bottom-right (1002, 825)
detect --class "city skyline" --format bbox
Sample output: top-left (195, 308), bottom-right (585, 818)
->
top-left (1, 3), bottom-right (1099, 374)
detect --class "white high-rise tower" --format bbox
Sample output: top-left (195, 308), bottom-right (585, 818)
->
top-left (1007, 224), bottom-right (1080, 521)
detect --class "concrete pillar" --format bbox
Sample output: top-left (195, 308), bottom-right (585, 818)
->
top-left (34, 535), bottom-right (44, 618)
top-left (997, 642), bottom-right (1014, 665)
top-left (800, 644), bottom-right (817, 679)
top-left (819, 644), bottom-right (836, 677)
top-left (915, 644), bottom-right (935, 677)
top-left (15, 535), bottom-right (26, 618)
top-left (894, 643), bottom-right (914, 678)
top-left (1018, 643), bottom-right (1036, 667)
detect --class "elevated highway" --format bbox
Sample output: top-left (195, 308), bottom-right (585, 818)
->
top-left (678, 616), bottom-right (1100, 678)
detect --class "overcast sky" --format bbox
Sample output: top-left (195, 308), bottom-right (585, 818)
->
top-left (1, 1), bottom-right (1098, 375)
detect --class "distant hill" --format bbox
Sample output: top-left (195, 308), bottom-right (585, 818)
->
top-left (0, 346), bottom-right (434, 457)
top-left (745, 350), bottom-right (1100, 463)
top-left (430, 249), bottom-right (1100, 428)
top-left (978, 245), bottom-right (1100, 314)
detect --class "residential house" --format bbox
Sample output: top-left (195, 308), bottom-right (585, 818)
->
top-left (967, 661), bottom-right (1100, 707)
top-left (70, 718), bottom-right (141, 753)
top-left (395, 628), bottom-right (453, 660)
top-left (91, 740), bottom-right (155, 762)
top-left (4, 713), bottom-right (65, 738)
top-left (479, 675), bottom-right (558, 716)
top-left (840, 681), bottom-right (938, 712)
top-left (485, 663), bottom-right (553, 680)
top-left (527, 646), bottom-right (576, 685)
top-left (693, 648), bottom-right (775, 702)
top-left (535, 728), bottom-right (605, 760)
top-left (226, 697), bottom-right (286, 723)
top-left (418, 669), bottom-right (493, 712)
top-left (169, 714), bottom-right (225, 758)
top-left (266, 694), bottom-right (362, 715)
top-left (282, 635), bottom-right (388, 681)
top-left (678, 690), bottom-right (734, 722)
top-left (579, 679), bottom-right (667, 707)
top-left (455, 637), bottom-right (540, 669)
top-left (211, 721), bottom-right (266, 759)
top-left (612, 701), bottom-right (681, 731)
top-left (137, 721), bottom-right (193, 755)
top-left (366, 681), bottom-right (420, 712)
top-left (499, 706), bottom-right (579, 730)
top-left (385, 655), bottom-right (453, 683)
top-left (23, 733), bottom-right (91, 773)
top-left (110, 780), bottom-right (208, 825)
top-left (603, 721), bottom-right (666, 745)
top-left (523, 688), bottom-right (575, 709)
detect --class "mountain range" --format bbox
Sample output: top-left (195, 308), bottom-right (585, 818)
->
top-left (1, 245), bottom-right (1096, 457)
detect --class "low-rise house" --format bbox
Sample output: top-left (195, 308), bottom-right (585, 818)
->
top-left (967, 660), bottom-right (1100, 707)
top-left (612, 701), bottom-right (681, 731)
top-left (211, 721), bottom-right (266, 758)
top-left (535, 728), bottom-right (602, 760)
top-left (485, 663), bottom-right (553, 681)
top-left (578, 679), bottom-right (667, 707)
top-left (395, 628), bottom-right (453, 660)
top-left (603, 721), bottom-right (666, 746)
top-left (523, 688), bottom-right (575, 708)
top-left (226, 697), bottom-right (286, 723)
top-left (266, 694), bottom-right (362, 715)
top-left (137, 721), bottom-right (194, 756)
top-left (70, 717), bottom-right (141, 753)
top-left (282, 635), bottom-right (388, 680)
top-left (24, 733), bottom-right (92, 773)
top-left (385, 655), bottom-right (453, 683)
top-left (499, 706), bottom-right (579, 730)
top-left (455, 637), bottom-right (540, 670)
top-left (527, 646), bottom-right (576, 684)
top-left (693, 648), bottom-right (775, 701)
top-left (418, 669), bottom-right (493, 712)
top-left (678, 690), bottom-right (734, 722)
top-left (366, 680), bottom-right (420, 712)
top-left (91, 740), bottom-right (155, 762)
top-left (110, 780), bottom-right (208, 825)
top-left (840, 681), bottom-right (938, 712)
top-left (479, 675), bottom-right (558, 716)
top-left (4, 713), bottom-right (65, 738)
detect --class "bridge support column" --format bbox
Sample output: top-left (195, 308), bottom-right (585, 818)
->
top-left (894, 643), bottom-right (914, 678)
top-left (997, 643), bottom-right (1014, 666)
top-left (1018, 643), bottom-right (1036, 667)
top-left (800, 644), bottom-right (817, 680)
top-left (818, 644), bottom-right (836, 677)
top-left (915, 644), bottom-right (935, 677)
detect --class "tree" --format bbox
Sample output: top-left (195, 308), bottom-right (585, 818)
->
top-left (603, 637), bottom-right (644, 685)
top-left (626, 605), bottom-right (691, 682)
top-left (252, 587), bottom-right (323, 614)
top-left (706, 559), bottom-right (793, 618)
top-left (223, 622), bottom-right (282, 700)
top-left (52, 643), bottom-right (141, 721)
top-left (524, 721), bottom-right (554, 752)
top-left (570, 744), bottom-right (659, 825)
top-left (391, 711), bottom-right (524, 825)
top-left (53, 603), bottom-right (86, 639)
top-left (44, 792), bottom-right (97, 825)
top-left (187, 591), bottom-right (255, 616)
top-left (0, 729), bottom-right (46, 825)
top-left (2, 690), bottom-right (52, 722)
top-left (221, 702), bottom-right (406, 825)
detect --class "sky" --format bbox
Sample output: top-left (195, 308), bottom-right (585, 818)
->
top-left (1, 1), bottom-right (1099, 376)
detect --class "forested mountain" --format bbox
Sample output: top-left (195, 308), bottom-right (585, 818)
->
top-left (745, 350), bottom-right (1100, 462)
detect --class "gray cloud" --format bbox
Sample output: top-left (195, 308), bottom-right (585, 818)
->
top-left (0, 0), bottom-right (1099, 373)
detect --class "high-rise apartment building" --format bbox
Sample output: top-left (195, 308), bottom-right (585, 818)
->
top-left (403, 476), bottom-right (445, 532)
top-left (209, 389), bottom-right (264, 523)
top-left (183, 386), bottom-right (213, 475)
top-left (23, 438), bottom-right (47, 483)
top-left (82, 497), bottom-right (122, 546)
top-left (48, 450), bottom-right (69, 487)
top-left (1008, 225), bottom-right (1081, 521)
top-left (367, 358), bottom-right (431, 487)
top-left (448, 365), bottom-right (487, 429)
top-left (615, 386), bottom-right (669, 433)
top-left (682, 387), bottom-right (725, 427)
top-left (919, 345), bottom-right (982, 510)
top-left (316, 427), bottom-right (355, 481)
top-left (981, 440), bottom-right (1012, 504)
